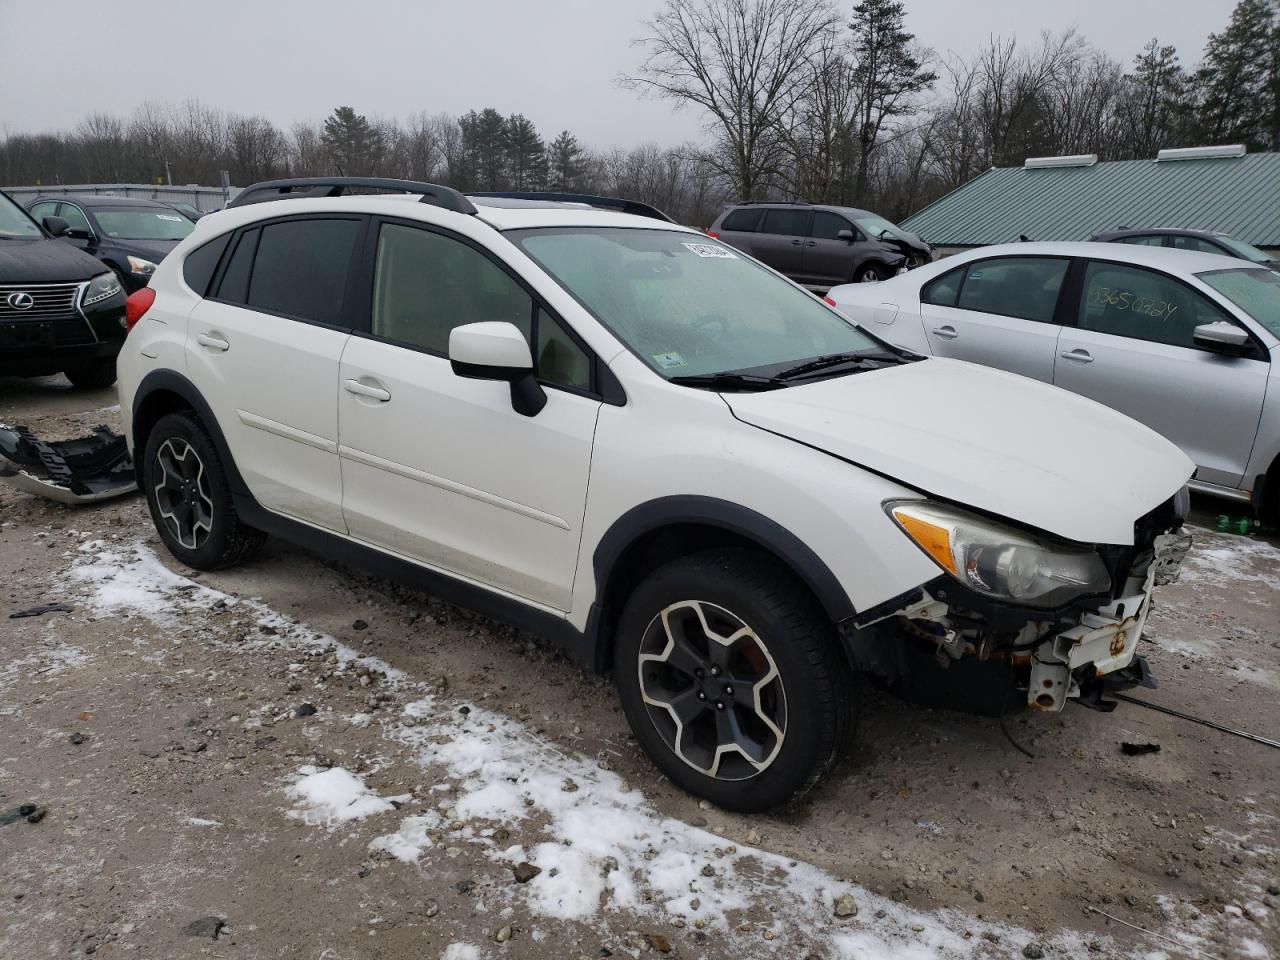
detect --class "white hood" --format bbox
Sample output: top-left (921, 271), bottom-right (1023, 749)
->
top-left (725, 358), bottom-right (1194, 545)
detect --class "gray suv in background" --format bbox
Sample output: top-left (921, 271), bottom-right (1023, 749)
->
top-left (708, 202), bottom-right (933, 288)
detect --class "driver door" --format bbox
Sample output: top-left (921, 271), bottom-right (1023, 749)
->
top-left (1054, 259), bottom-right (1268, 487)
top-left (338, 219), bottom-right (602, 611)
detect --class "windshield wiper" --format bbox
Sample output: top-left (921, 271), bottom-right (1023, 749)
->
top-left (774, 350), bottom-right (906, 381)
top-left (668, 372), bottom-right (786, 392)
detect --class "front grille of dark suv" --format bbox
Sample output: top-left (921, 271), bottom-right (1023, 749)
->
top-left (0, 282), bottom-right (83, 321)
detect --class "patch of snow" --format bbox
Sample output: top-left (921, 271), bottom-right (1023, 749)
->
top-left (369, 812), bottom-right (441, 862)
top-left (1178, 527), bottom-right (1280, 596)
top-left (286, 766), bottom-right (404, 828)
top-left (183, 816), bottom-right (222, 827)
top-left (440, 945), bottom-right (483, 960)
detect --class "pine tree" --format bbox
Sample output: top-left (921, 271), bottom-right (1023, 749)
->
top-left (460, 108), bottom-right (509, 190)
top-left (505, 114), bottom-right (548, 190)
top-left (548, 130), bottom-right (586, 191)
top-left (847, 0), bottom-right (937, 205)
top-left (1123, 39), bottom-right (1189, 153)
top-left (1195, 0), bottom-right (1279, 149)
top-left (320, 106), bottom-right (383, 174)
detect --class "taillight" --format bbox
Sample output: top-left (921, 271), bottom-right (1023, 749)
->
top-left (706, 231), bottom-right (720, 239)
top-left (823, 295), bottom-right (837, 307)
top-left (124, 288), bottom-right (156, 332)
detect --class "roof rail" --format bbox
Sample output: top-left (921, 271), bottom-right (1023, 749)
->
top-left (466, 191), bottom-right (674, 223)
top-left (736, 199), bottom-right (813, 206)
top-left (227, 177), bottom-right (477, 215)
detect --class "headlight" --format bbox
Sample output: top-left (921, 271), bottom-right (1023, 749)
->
top-left (887, 500), bottom-right (1111, 608)
top-left (82, 271), bottom-right (122, 306)
top-left (126, 255), bottom-right (159, 276)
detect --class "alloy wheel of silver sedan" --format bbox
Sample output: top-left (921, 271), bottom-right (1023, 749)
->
top-left (637, 600), bottom-right (787, 781)
top-left (152, 437), bottom-right (214, 550)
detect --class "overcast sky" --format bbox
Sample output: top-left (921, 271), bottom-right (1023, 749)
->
top-left (0, 0), bottom-right (1235, 149)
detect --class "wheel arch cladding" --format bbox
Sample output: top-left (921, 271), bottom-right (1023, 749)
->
top-left (590, 496), bottom-right (855, 673)
top-left (132, 370), bottom-right (248, 496)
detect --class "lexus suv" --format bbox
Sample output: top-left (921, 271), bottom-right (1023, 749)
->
top-left (0, 189), bottom-right (127, 388)
top-left (117, 178), bottom-right (1194, 811)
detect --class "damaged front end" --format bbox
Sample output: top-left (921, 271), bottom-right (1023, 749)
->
top-left (0, 424), bottom-right (136, 505)
top-left (845, 493), bottom-right (1192, 713)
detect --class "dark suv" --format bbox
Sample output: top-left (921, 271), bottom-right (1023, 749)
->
top-left (27, 195), bottom-right (196, 293)
top-left (1090, 227), bottom-right (1278, 270)
top-left (0, 190), bottom-right (128, 388)
top-left (708, 203), bottom-right (933, 287)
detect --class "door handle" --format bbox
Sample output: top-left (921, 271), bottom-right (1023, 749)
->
top-left (931, 325), bottom-right (958, 340)
top-left (791, 238), bottom-right (803, 245)
top-left (196, 333), bottom-right (229, 352)
top-left (343, 379), bottom-right (391, 402)
top-left (1060, 349), bottom-right (1094, 363)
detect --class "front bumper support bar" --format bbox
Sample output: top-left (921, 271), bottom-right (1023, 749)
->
top-left (0, 424), bottom-right (137, 505)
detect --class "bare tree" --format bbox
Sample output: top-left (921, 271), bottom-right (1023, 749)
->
top-left (629, 0), bottom-right (837, 199)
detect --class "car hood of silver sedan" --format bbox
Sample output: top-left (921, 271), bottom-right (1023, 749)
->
top-left (724, 357), bottom-right (1195, 546)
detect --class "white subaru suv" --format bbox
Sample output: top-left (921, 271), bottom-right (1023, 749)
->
top-left (117, 178), bottom-right (1194, 811)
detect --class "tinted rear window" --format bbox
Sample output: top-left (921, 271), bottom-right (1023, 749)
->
top-left (761, 208), bottom-right (810, 237)
top-left (182, 233), bottom-right (231, 297)
top-left (245, 219), bottom-right (361, 326)
top-left (721, 208), bottom-right (763, 232)
top-left (215, 229), bottom-right (259, 304)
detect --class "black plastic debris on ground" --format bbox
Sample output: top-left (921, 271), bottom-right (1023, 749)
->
top-left (182, 916), bottom-right (227, 939)
top-left (1121, 741), bottom-right (1162, 756)
top-left (9, 602), bottom-right (74, 619)
top-left (0, 804), bottom-right (47, 826)
top-left (0, 424), bottom-right (136, 503)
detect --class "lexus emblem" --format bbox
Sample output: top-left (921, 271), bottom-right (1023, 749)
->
top-left (6, 292), bottom-right (34, 310)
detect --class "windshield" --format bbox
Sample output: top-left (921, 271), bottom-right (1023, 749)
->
top-left (509, 227), bottom-right (883, 379)
top-left (94, 208), bottom-right (195, 241)
top-left (853, 214), bottom-right (905, 241)
top-left (0, 193), bottom-right (43, 239)
top-left (1213, 236), bottom-right (1274, 264)
top-left (1198, 268), bottom-right (1280, 338)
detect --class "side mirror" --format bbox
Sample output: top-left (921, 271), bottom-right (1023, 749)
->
top-left (1193, 321), bottom-right (1249, 352)
top-left (448, 321), bottom-right (546, 417)
top-left (42, 215), bottom-right (69, 237)
top-left (836, 229), bottom-right (854, 243)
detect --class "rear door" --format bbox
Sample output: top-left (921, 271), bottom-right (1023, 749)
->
top-left (917, 255), bottom-right (1071, 382)
top-left (753, 208), bottom-right (811, 278)
top-left (186, 215), bottom-right (364, 531)
top-left (1053, 259), bottom-right (1269, 487)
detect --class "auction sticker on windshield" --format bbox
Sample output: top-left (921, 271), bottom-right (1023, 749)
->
top-left (652, 351), bottom-right (688, 369)
top-left (682, 242), bottom-right (736, 259)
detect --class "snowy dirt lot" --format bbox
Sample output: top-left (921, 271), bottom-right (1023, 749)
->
top-left (2, 376), bottom-right (1278, 960)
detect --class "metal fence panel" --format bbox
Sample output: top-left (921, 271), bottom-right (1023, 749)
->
top-left (3, 183), bottom-right (240, 213)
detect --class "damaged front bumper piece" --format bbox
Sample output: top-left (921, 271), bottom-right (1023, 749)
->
top-left (844, 523), bottom-right (1194, 714)
top-left (0, 424), bottom-right (137, 505)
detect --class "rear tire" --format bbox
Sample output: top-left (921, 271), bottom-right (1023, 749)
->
top-left (142, 411), bottom-right (265, 570)
top-left (614, 548), bottom-right (854, 812)
top-left (64, 359), bottom-right (117, 390)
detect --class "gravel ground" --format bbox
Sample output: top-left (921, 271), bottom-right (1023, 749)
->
top-left (1, 374), bottom-right (1277, 960)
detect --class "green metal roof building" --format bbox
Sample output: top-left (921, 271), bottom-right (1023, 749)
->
top-left (902, 146), bottom-right (1280, 255)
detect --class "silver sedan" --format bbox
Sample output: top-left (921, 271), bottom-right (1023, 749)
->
top-left (827, 242), bottom-right (1280, 518)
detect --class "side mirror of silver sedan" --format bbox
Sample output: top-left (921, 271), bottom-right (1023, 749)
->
top-left (1193, 321), bottom-right (1250, 351)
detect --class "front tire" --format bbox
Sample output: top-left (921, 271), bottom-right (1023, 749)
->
top-left (142, 411), bottom-right (265, 570)
top-left (856, 262), bottom-right (888, 283)
top-left (615, 549), bottom-right (854, 812)
top-left (64, 359), bottom-right (117, 390)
